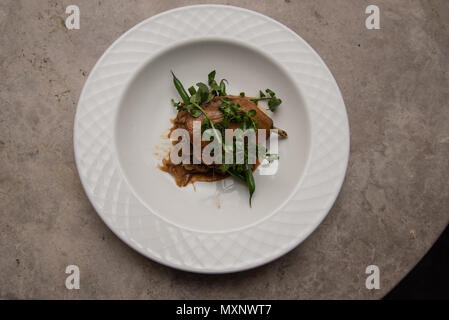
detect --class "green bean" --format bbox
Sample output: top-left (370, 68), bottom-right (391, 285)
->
top-left (171, 71), bottom-right (190, 105)
top-left (246, 165), bottom-right (255, 207)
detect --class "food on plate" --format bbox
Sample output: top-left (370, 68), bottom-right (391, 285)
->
top-left (159, 70), bottom-right (287, 206)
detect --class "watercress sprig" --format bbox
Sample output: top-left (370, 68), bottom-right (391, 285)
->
top-left (250, 89), bottom-right (282, 112)
top-left (170, 70), bottom-right (282, 207)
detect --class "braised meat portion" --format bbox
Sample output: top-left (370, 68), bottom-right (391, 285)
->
top-left (174, 95), bottom-right (274, 143)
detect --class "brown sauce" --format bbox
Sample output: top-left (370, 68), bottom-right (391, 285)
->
top-left (159, 117), bottom-right (228, 187)
top-left (158, 158), bottom-right (228, 187)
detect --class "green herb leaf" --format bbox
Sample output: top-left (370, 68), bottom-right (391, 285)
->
top-left (248, 109), bottom-right (257, 117)
top-left (189, 92), bottom-right (201, 105)
top-left (201, 118), bottom-right (211, 133)
top-left (186, 104), bottom-right (202, 117)
top-left (208, 70), bottom-right (216, 83)
top-left (206, 92), bottom-right (215, 104)
top-left (188, 86), bottom-right (196, 95)
top-left (196, 82), bottom-right (210, 103)
top-left (219, 79), bottom-right (227, 96)
top-left (268, 97), bottom-right (282, 112)
top-left (265, 88), bottom-right (276, 97)
top-left (171, 99), bottom-right (184, 111)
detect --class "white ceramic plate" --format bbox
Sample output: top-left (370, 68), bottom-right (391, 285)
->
top-left (74, 4), bottom-right (349, 273)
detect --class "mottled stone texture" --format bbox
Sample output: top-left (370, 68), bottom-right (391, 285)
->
top-left (1, 0), bottom-right (448, 299)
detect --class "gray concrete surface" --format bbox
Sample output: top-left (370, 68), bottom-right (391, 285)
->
top-left (1, 0), bottom-right (449, 299)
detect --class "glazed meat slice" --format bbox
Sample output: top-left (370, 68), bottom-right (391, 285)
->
top-left (175, 95), bottom-right (274, 142)
top-left (171, 95), bottom-right (286, 174)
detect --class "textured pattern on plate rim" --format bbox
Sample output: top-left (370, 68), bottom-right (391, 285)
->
top-left (73, 5), bottom-right (350, 273)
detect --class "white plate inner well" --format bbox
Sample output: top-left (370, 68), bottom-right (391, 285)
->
top-left (115, 39), bottom-right (311, 233)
